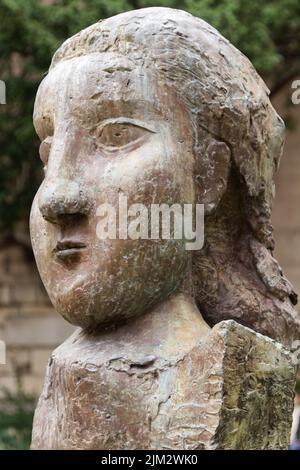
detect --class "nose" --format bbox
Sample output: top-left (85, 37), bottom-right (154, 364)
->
top-left (38, 179), bottom-right (92, 224)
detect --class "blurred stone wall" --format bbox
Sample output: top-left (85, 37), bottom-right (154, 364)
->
top-left (0, 236), bottom-right (74, 397)
top-left (273, 84), bottom-right (300, 300)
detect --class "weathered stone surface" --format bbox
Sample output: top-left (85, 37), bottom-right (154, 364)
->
top-left (213, 322), bottom-right (295, 450)
top-left (30, 7), bottom-right (299, 450)
top-left (31, 319), bottom-right (295, 450)
top-left (30, 7), bottom-right (300, 349)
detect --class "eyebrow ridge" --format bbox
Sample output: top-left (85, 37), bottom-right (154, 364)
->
top-left (98, 117), bottom-right (157, 133)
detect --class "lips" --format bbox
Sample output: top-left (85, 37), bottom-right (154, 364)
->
top-left (54, 240), bottom-right (87, 260)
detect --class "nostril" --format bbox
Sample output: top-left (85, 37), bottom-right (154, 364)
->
top-left (56, 213), bottom-right (88, 228)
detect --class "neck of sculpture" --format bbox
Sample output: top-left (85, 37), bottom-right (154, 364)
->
top-left (86, 291), bottom-right (210, 363)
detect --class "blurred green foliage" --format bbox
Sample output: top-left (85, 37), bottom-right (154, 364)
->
top-left (0, 0), bottom-right (300, 230)
top-left (0, 383), bottom-right (35, 450)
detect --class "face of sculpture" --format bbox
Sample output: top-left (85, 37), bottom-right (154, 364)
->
top-left (30, 52), bottom-right (197, 328)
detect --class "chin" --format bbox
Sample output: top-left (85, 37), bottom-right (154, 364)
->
top-left (47, 275), bottom-right (139, 329)
top-left (53, 297), bottom-right (142, 329)
top-left (49, 274), bottom-right (170, 330)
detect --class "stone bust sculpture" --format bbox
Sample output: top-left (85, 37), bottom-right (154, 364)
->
top-left (30, 8), bottom-right (299, 450)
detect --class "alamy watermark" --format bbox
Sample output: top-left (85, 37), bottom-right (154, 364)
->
top-left (96, 195), bottom-right (204, 250)
top-left (0, 340), bottom-right (6, 365)
top-left (291, 79), bottom-right (300, 105)
top-left (0, 80), bottom-right (6, 104)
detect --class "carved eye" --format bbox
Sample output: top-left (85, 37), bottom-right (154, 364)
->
top-left (93, 119), bottom-right (155, 151)
top-left (39, 136), bottom-right (52, 172)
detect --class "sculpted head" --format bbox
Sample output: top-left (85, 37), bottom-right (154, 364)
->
top-left (30, 7), bottom-right (300, 344)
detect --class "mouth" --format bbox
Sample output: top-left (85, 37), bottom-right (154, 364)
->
top-left (54, 240), bottom-right (87, 261)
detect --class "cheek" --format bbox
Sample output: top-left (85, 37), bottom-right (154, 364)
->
top-left (96, 137), bottom-right (190, 207)
top-left (30, 192), bottom-right (60, 289)
top-left (30, 193), bottom-right (50, 267)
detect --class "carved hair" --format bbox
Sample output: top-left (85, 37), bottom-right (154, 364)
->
top-left (50, 7), bottom-right (300, 346)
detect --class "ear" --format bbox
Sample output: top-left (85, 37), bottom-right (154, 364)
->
top-left (194, 140), bottom-right (231, 215)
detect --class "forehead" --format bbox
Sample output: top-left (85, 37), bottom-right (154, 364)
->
top-left (34, 53), bottom-right (162, 122)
